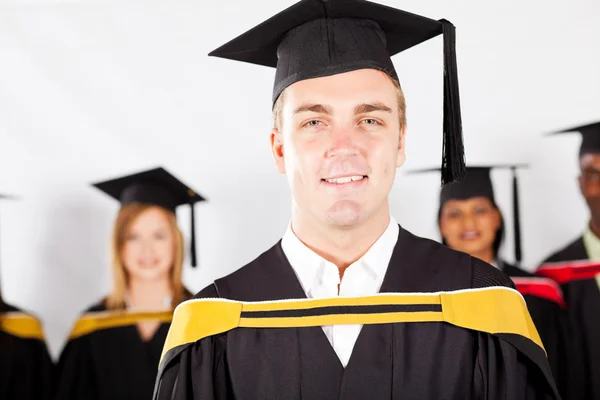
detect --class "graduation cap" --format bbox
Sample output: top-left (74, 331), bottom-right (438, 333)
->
top-left (550, 121), bottom-right (600, 156)
top-left (409, 164), bottom-right (527, 264)
top-left (209, 0), bottom-right (465, 184)
top-left (92, 168), bottom-right (206, 267)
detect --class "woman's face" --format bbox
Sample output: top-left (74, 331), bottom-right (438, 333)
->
top-left (439, 197), bottom-right (501, 258)
top-left (122, 207), bottom-right (175, 284)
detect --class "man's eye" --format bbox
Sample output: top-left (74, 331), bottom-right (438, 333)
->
top-left (361, 118), bottom-right (379, 125)
top-left (588, 172), bottom-right (600, 182)
top-left (304, 120), bottom-right (322, 127)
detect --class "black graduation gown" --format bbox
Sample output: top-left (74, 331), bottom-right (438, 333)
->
top-left (155, 227), bottom-right (559, 400)
top-left (55, 300), bottom-right (173, 400)
top-left (0, 302), bottom-right (54, 400)
top-left (542, 237), bottom-right (600, 400)
top-left (502, 261), bottom-right (570, 398)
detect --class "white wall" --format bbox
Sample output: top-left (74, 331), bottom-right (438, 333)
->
top-left (0, 0), bottom-right (598, 358)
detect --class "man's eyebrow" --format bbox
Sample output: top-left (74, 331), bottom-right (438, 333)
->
top-left (354, 103), bottom-right (393, 115)
top-left (293, 104), bottom-right (333, 115)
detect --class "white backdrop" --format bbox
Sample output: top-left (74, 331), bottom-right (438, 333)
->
top-left (0, 0), bottom-right (599, 358)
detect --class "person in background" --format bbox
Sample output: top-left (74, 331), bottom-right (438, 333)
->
top-left (0, 194), bottom-right (54, 400)
top-left (537, 121), bottom-right (600, 400)
top-left (419, 165), bottom-right (572, 398)
top-left (55, 167), bottom-right (205, 400)
top-left (154, 1), bottom-right (559, 399)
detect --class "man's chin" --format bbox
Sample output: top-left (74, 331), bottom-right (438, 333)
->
top-left (589, 211), bottom-right (600, 227)
top-left (324, 202), bottom-right (364, 228)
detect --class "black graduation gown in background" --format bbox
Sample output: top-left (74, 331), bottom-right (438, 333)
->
top-left (0, 302), bottom-right (54, 400)
top-left (502, 261), bottom-right (571, 399)
top-left (55, 300), bottom-right (175, 400)
top-left (541, 237), bottom-right (600, 400)
top-left (155, 227), bottom-right (560, 400)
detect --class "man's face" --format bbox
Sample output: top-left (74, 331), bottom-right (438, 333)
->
top-left (270, 69), bottom-right (406, 229)
top-left (579, 153), bottom-right (600, 219)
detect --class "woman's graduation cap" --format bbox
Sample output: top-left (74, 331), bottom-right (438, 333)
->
top-left (209, 0), bottom-right (465, 184)
top-left (92, 168), bottom-right (206, 267)
top-left (549, 121), bottom-right (600, 156)
top-left (410, 164), bottom-right (527, 263)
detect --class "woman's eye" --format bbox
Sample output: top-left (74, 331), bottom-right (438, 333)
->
top-left (474, 208), bottom-right (489, 215)
top-left (446, 211), bottom-right (461, 219)
top-left (154, 233), bottom-right (166, 240)
top-left (125, 234), bottom-right (139, 241)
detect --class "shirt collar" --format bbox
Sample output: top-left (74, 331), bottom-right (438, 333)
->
top-left (360, 217), bottom-right (400, 278)
top-left (583, 224), bottom-right (600, 261)
top-left (582, 225), bottom-right (600, 291)
top-left (281, 216), bottom-right (400, 294)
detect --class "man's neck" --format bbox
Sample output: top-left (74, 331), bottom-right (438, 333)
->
top-left (291, 208), bottom-right (391, 276)
top-left (590, 218), bottom-right (600, 239)
top-left (127, 277), bottom-right (172, 310)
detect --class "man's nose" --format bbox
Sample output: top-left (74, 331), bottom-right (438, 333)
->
top-left (326, 128), bottom-right (359, 158)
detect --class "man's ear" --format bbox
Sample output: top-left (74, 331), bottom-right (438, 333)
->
top-left (578, 173), bottom-right (586, 197)
top-left (271, 128), bottom-right (286, 174)
top-left (396, 125), bottom-right (407, 168)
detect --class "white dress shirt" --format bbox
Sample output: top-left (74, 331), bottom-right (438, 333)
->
top-left (281, 217), bottom-right (399, 367)
top-left (582, 225), bottom-right (600, 291)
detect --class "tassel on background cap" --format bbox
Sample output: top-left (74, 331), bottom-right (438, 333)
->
top-left (512, 167), bottom-right (523, 264)
top-left (190, 202), bottom-right (197, 268)
top-left (440, 19), bottom-right (466, 185)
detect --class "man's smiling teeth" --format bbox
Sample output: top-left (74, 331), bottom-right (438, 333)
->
top-left (324, 176), bottom-right (365, 184)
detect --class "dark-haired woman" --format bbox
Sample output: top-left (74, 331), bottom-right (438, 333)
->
top-left (433, 165), bottom-right (572, 398)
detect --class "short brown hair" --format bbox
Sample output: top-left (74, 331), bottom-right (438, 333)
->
top-left (272, 72), bottom-right (407, 131)
top-left (106, 203), bottom-right (187, 310)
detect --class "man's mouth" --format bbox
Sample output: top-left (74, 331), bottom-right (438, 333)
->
top-left (322, 175), bottom-right (367, 184)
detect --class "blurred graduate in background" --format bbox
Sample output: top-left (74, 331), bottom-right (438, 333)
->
top-left (0, 194), bottom-right (54, 400)
top-left (538, 122), bottom-right (600, 400)
top-left (413, 165), bottom-right (572, 398)
top-left (55, 168), bottom-right (204, 400)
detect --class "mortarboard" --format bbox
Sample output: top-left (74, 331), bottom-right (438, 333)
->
top-left (410, 164), bottom-right (527, 263)
top-left (209, 0), bottom-right (465, 184)
top-left (549, 121), bottom-right (600, 156)
top-left (93, 168), bottom-right (206, 267)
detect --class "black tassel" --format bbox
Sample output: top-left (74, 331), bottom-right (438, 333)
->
top-left (440, 19), bottom-right (466, 185)
top-left (512, 167), bottom-right (523, 264)
top-left (190, 202), bottom-right (197, 268)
